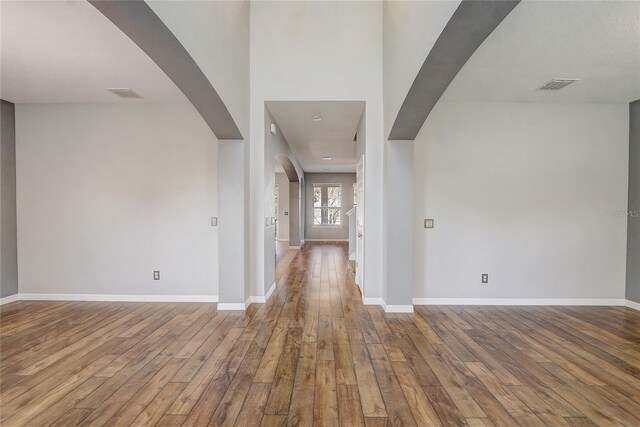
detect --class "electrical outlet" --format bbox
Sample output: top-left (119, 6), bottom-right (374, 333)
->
top-left (482, 274), bottom-right (488, 284)
top-left (154, 271), bottom-right (160, 280)
top-left (284, 212), bottom-right (288, 216)
top-left (211, 217), bottom-right (218, 226)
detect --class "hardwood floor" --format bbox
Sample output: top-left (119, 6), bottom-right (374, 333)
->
top-left (2, 242), bottom-right (640, 426)
top-left (275, 240), bottom-right (297, 283)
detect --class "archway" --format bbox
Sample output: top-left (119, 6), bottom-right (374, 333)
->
top-left (274, 154), bottom-right (301, 248)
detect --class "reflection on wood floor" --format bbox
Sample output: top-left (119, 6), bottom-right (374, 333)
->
top-left (1, 242), bottom-right (640, 426)
top-left (275, 240), bottom-right (297, 283)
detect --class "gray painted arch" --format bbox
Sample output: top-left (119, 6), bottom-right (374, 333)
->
top-left (388, 0), bottom-right (520, 140)
top-left (89, 0), bottom-right (242, 140)
top-left (275, 154), bottom-right (300, 183)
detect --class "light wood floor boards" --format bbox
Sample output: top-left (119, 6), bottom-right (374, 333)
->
top-left (2, 242), bottom-right (640, 426)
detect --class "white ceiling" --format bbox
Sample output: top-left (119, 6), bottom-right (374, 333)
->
top-left (266, 101), bottom-right (364, 173)
top-left (442, 0), bottom-right (640, 103)
top-left (0, 0), bottom-right (186, 103)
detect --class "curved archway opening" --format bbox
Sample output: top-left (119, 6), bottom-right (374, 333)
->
top-left (273, 154), bottom-right (302, 286)
top-left (274, 154), bottom-right (302, 249)
top-left (274, 154), bottom-right (300, 183)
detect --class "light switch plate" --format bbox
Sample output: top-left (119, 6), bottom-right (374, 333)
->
top-left (265, 217), bottom-right (270, 227)
top-left (211, 217), bottom-right (218, 226)
top-left (271, 217), bottom-right (276, 225)
top-left (153, 271), bottom-right (160, 280)
top-left (424, 219), bottom-right (434, 229)
top-left (284, 212), bottom-right (288, 216)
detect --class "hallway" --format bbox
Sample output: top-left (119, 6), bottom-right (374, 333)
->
top-left (2, 243), bottom-right (640, 426)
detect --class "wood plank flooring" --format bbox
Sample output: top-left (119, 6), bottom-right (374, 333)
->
top-left (2, 242), bottom-right (640, 426)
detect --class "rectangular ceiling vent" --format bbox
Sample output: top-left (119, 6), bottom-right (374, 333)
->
top-left (106, 88), bottom-right (143, 99)
top-left (538, 79), bottom-right (580, 91)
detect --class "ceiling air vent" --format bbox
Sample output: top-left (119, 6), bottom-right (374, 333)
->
top-left (538, 79), bottom-right (580, 91)
top-left (106, 88), bottom-right (143, 99)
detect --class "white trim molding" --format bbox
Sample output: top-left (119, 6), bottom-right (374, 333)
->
top-left (626, 299), bottom-right (640, 311)
top-left (0, 294), bottom-right (20, 306)
top-left (266, 282), bottom-right (276, 300)
top-left (14, 293), bottom-right (219, 303)
top-left (362, 297), bottom-right (384, 306)
top-left (304, 238), bottom-right (348, 242)
top-left (383, 303), bottom-right (414, 313)
top-left (218, 301), bottom-right (248, 311)
top-left (244, 283), bottom-right (276, 305)
top-left (412, 298), bottom-right (627, 306)
top-left (362, 297), bottom-right (413, 313)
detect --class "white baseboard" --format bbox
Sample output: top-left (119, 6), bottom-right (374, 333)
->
top-left (266, 282), bottom-right (276, 300)
top-left (223, 284), bottom-right (276, 308)
top-left (218, 301), bottom-right (248, 310)
top-left (304, 239), bottom-right (348, 242)
top-left (362, 297), bottom-right (413, 313)
top-left (12, 293), bottom-right (219, 303)
top-left (383, 303), bottom-right (414, 313)
top-left (276, 238), bottom-right (289, 242)
top-left (625, 299), bottom-right (640, 311)
top-left (289, 245), bottom-right (301, 249)
top-left (0, 294), bottom-right (20, 306)
top-left (412, 298), bottom-right (627, 306)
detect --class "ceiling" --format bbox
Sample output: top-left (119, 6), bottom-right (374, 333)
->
top-left (0, 0), bottom-right (186, 103)
top-left (442, 0), bottom-right (640, 103)
top-left (266, 101), bottom-right (364, 173)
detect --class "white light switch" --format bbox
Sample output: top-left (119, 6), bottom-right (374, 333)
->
top-left (424, 219), bottom-right (434, 229)
top-left (211, 217), bottom-right (218, 226)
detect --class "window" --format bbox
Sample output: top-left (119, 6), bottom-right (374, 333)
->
top-left (313, 183), bottom-right (341, 225)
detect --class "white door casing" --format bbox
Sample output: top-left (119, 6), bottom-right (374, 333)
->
top-left (356, 155), bottom-right (365, 291)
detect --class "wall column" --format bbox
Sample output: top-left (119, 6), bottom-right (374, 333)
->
top-left (627, 100), bottom-right (640, 305)
top-left (383, 140), bottom-right (414, 312)
top-left (218, 139), bottom-right (249, 309)
top-left (1, 100), bottom-right (18, 301)
top-left (289, 182), bottom-right (301, 247)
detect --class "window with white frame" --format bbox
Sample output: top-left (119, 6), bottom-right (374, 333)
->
top-left (313, 183), bottom-right (342, 225)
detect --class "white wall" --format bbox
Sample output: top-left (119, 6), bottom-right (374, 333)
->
top-left (148, 0), bottom-right (250, 136)
top-left (250, 1), bottom-right (385, 299)
top-left (148, 1), bottom-right (251, 304)
top-left (263, 108), bottom-right (303, 293)
top-left (414, 102), bottom-right (629, 300)
top-left (16, 103), bottom-right (219, 297)
top-left (383, 0), bottom-right (460, 138)
top-left (275, 172), bottom-right (290, 241)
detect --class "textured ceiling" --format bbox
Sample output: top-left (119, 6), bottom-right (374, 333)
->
top-left (266, 101), bottom-right (364, 173)
top-left (442, 0), bottom-right (640, 103)
top-left (0, 1), bottom-right (185, 103)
